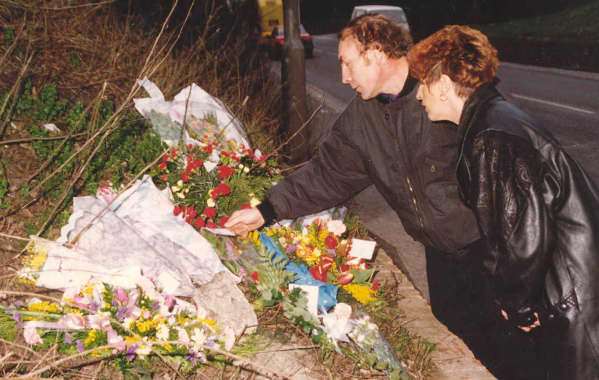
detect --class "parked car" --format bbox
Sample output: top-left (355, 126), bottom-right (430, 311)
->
top-left (268, 24), bottom-right (314, 60)
top-left (350, 5), bottom-right (410, 32)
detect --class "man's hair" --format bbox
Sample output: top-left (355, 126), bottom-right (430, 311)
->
top-left (338, 14), bottom-right (413, 59)
top-left (408, 25), bottom-right (498, 97)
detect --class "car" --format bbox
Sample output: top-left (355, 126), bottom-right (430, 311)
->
top-left (350, 5), bottom-right (410, 32)
top-left (268, 24), bottom-right (314, 60)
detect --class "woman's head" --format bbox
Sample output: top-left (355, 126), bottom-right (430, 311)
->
top-left (408, 25), bottom-right (499, 122)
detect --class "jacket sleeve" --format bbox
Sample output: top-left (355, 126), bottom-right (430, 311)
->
top-left (264, 107), bottom-right (372, 221)
top-left (468, 131), bottom-right (556, 314)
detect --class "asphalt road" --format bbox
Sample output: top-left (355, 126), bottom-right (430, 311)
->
top-left (302, 34), bottom-right (599, 183)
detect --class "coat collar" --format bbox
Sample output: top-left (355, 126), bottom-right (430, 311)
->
top-left (457, 79), bottom-right (503, 141)
top-left (376, 76), bottom-right (418, 104)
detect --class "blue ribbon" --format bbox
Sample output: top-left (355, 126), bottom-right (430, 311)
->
top-left (259, 233), bottom-right (338, 312)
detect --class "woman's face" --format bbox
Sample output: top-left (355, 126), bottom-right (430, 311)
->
top-left (416, 79), bottom-right (452, 122)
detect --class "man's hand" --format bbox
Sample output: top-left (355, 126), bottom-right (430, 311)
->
top-left (224, 207), bottom-right (265, 237)
top-left (500, 309), bottom-right (541, 332)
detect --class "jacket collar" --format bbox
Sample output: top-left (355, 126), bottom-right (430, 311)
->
top-left (457, 79), bottom-right (503, 141)
top-left (376, 76), bottom-right (418, 104)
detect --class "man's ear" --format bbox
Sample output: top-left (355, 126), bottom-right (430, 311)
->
top-left (439, 74), bottom-right (453, 96)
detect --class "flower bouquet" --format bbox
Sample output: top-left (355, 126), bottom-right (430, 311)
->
top-left (154, 140), bottom-right (280, 229)
top-left (5, 277), bottom-right (229, 365)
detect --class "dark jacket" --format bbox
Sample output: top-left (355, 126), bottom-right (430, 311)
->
top-left (259, 77), bottom-right (480, 254)
top-left (456, 84), bottom-right (599, 379)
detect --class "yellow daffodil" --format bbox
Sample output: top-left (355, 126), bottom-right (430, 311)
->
top-left (342, 284), bottom-right (378, 305)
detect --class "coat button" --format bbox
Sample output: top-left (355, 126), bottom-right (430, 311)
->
top-left (547, 313), bottom-right (555, 320)
top-left (558, 302), bottom-right (569, 311)
top-left (430, 164), bottom-right (437, 173)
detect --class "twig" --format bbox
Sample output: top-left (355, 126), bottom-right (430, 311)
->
top-left (270, 105), bottom-right (322, 157)
top-left (0, 351), bottom-right (13, 364)
top-left (0, 338), bottom-right (42, 358)
top-left (156, 351), bottom-right (185, 380)
top-left (252, 345), bottom-right (319, 354)
top-left (0, 52), bottom-right (33, 139)
top-left (0, 233), bottom-right (29, 241)
top-left (0, 290), bottom-right (62, 304)
top-left (0, 132), bottom-right (88, 145)
top-left (14, 344), bottom-right (113, 379)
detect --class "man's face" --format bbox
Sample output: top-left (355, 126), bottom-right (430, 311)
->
top-left (338, 37), bottom-right (382, 100)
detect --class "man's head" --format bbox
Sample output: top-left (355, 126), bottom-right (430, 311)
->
top-left (338, 14), bottom-right (413, 100)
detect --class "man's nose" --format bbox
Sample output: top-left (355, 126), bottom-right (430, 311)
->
top-left (341, 67), bottom-right (350, 84)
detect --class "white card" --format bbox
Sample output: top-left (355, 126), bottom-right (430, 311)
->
top-left (289, 284), bottom-right (319, 316)
top-left (348, 238), bottom-right (376, 260)
top-left (204, 227), bottom-right (236, 236)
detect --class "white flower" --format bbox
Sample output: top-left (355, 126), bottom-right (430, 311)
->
top-left (59, 314), bottom-right (86, 330)
top-left (243, 167), bottom-right (250, 173)
top-left (254, 149), bottom-right (263, 159)
top-left (171, 185), bottom-right (180, 193)
top-left (135, 343), bottom-right (152, 356)
top-left (206, 198), bottom-right (216, 207)
top-left (123, 317), bottom-right (135, 330)
top-left (176, 327), bottom-right (190, 343)
top-left (23, 325), bottom-right (43, 345)
top-left (321, 303), bottom-right (352, 343)
top-left (156, 324), bottom-right (170, 341)
top-left (327, 220), bottom-right (347, 236)
top-left (177, 192), bottom-right (186, 199)
top-left (176, 180), bottom-right (183, 186)
top-left (238, 164), bottom-right (244, 169)
top-left (191, 327), bottom-right (207, 351)
top-left (250, 197), bottom-right (261, 207)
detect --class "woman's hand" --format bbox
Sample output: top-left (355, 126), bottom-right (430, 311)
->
top-left (500, 309), bottom-right (541, 332)
top-left (224, 208), bottom-right (265, 237)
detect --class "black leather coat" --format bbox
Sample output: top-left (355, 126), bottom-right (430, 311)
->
top-left (456, 84), bottom-right (599, 379)
top-left (260, 77), bottom-right (481, 254)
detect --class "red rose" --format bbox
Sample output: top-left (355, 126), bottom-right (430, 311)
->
top-left (186, 207), bottom-right (197, 219)
top-left (194, 218), bottom-right (206, 228)
top-left (203, 145), bottom-right (213, 154)
top-left (158, 162), bottom-right (167, 170)
top-left (250, 271), bottom-right (260, 283)
top-left (217, 165), bottom-right (235, 180)
top-left (173, 206), bottom-right (183, 216)
top-left (309, 265), bottom-right (328, 282)
top-left (218, 215), bottom-right (229, 227)
top-left (212, 183), bottom-right (231, 197)
top-left (181, 172), bottom-right (190, 183)
top-left (206, 221), bottom-right (217, 228)
top-left (203, 207), bottom-right (217, 218)
top-left (160, 174), bottom-right (168, 181)
top-left (340, 263), bottom-right (350, 273)
top-left (371, 279), bottom-right (381, 291)
top-left (324, 234), bottom-right (338, 249)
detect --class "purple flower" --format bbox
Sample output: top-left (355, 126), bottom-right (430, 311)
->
top-left (126, 345), bottom-right (138, 361)
top-left (285, 244), bottom-right (298, 254)
top-left (114, 288), bottom-right (128, 304)
top-left (64, 332), bottom-right (73, 344)
top-left (76, 339), bottom-right (84, 353)
top-left (164, 295), bottom-right (176, 312)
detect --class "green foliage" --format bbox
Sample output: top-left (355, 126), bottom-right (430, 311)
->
top-left (0, 307), bottom-right (17, 341)
top-left (3, 27), bottom-right (15, 46)
top-left (0, 163), bottom-right (8, 208)
top-left (250, 245), bottom-right (293, 309)
top-left (343, 211), bottom-right (370, 239)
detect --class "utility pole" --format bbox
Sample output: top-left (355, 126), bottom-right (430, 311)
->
top-left (281, 0), bottom-right (309, 163)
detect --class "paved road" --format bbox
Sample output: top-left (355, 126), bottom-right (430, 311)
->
top-left (306, 33), bottom-right (599, 182)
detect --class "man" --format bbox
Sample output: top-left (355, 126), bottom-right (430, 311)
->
top-left (226, 15), bottom-right (539, 378)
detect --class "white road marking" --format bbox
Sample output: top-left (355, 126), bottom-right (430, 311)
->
top-left (511, 93), bottom-right (595, 115)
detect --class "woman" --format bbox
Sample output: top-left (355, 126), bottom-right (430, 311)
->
top-left (408, 25), bottom-right (599, 378)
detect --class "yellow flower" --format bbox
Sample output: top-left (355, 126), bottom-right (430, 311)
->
top-left (84, 329), bottom-right (99, 347)
top-left (199, 318), bottom-right (218, 330)
top-left (27, 301), bottom-right (61, 314)
top-left (136, 319), bottom-right (156, 334)
top-left (343, 284), bottom-right (378, 305)
top-left (125, 335), bottom-right (141, 346)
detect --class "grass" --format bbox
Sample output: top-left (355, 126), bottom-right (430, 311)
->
top-left (478, 0), bottom-right (599, 42)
